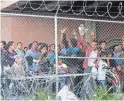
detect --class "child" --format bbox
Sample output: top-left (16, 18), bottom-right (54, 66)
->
top-left (97, 52), bottom-right (108, 89)
top-left (11, 55), bottom-right (25, 77)
top-left (54, 59), bottom-right (69, 89)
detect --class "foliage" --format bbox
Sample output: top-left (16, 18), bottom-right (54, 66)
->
top-left (35, 88), bottom-right (48, 100)
top-left (93, 87), bottom-right (123, 100)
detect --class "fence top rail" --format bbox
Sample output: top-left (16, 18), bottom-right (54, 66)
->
top-left (2, 73), bottom-right (92, 80)
top-left (58, 56), bottom-right (124, 60)
top-left (1, 12), bottom-right (124, 24)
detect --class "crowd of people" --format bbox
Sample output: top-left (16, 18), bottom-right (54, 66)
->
top-left (0, 24), bottom-right (124, 97)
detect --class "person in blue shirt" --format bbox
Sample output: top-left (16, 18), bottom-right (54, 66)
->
top-left (25, 41), bottom-right (39, 72)
top-left (59, 28), bottom-right (70, 56)
top-left (112, 45), bottom-right (124, 86)
top-left (60, 28), bottom-right (80, 56)
top-left (70, 38), bottom-right (80, 56)
top-left (113, 45), bottom-right (124, 67)
top-left (60, 40), bottom-right (70, 56)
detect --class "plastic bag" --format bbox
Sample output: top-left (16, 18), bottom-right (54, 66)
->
top-left (57, 85), bottom-right (79, 101)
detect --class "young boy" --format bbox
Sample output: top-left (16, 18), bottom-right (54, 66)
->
top-left (54, 59), bottom-right (69, 89)
top-left (11, 55), bottom-right (25, 77)
top-left (97, 52), bottom-right (108, 89)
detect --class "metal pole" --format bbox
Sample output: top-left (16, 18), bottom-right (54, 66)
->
top-left (55, 16), bottom-right (59, 100)
top-left (55, 5), bottom-right (60, 100)
top-left (0, 12), bottom-right (2, 99)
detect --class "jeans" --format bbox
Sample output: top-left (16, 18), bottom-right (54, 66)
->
top-left (98, 80), bottom-right (106, 89)
top-left (83, 67), bottom-right (92, 84)
top-left (82, 67), bottom-right (96, 99)
top-left (60, 77), bottom-right (66, 89)
top-left (59, 73), bottom-right (67, 89)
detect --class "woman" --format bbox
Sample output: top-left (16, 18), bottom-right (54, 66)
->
top-left (1, 41), bottom-right (16, 98)
top-left (58, 45), bottom-right (61, 56)
top-left (34, 43), bottom-right (49, 73)
top-left (1, 41), bottom-right (17, 67)
top-left (48, 44), bottom-right (55, 64)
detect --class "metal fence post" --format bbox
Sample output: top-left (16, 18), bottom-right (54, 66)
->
top-left (55, 5), bottom-right (60, 100)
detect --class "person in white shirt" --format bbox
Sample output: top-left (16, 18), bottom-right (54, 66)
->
top-left (88, 50), bottom-right (98, 67)
top-left (97, 52), bottom-right (108, 89)
top-left (54, 59), bottom-right (69, 89)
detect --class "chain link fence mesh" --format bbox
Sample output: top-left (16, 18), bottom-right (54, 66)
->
top-left (1, 15), bottom-right (124, 100)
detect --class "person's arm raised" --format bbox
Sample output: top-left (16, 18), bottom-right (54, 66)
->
top-left (60, 28), bottom-right (68, 48)
top-left (77, 30), bottom-right (90, 51)
top-left (72, 29), bottom-right (78, 40)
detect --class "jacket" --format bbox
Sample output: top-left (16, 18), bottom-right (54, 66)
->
top-left (77, 36), bottom-right (99, 69)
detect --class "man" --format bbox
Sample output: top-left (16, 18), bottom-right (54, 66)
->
top-left (77, 24), bottom-right (99, 99)
top-left (16, 42), bottom-right (25, 59)
top-left (100, 41), bottom-right (107, 53)
top-left (113, 45), bottom-right (124, 91)
top-left (99, 40), bottom-right (112, 67)
top-left (77, 24), bottom-right (99, 72)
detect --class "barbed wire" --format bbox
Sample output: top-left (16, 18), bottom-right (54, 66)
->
top-left (107, 2), bottom-right (121, 19)
top-left (71, 0), bottom-right (84, 15)
top-left (10, 0), bottom-right (124, 19)
top-left (29, 0), bottom-right (44, 10)
top-left (59, 0), bottom-right (73, 13)
top-left (44, 0), bottom-right (59, 11)
top-left (16, 0), bottom-right (124, 19)
top-left (16, 0), bottom-right (28, 10)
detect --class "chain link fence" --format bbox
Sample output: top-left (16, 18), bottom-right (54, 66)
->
top-left (1, 14), bottom-right (124, 100)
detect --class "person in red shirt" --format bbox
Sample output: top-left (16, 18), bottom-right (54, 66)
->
top-left (77, 24), bottom-right (99, 99)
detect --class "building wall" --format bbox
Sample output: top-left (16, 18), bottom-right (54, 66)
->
top-left (1, 16), bottom-right (54, 47)
top-left (96, 22), bottom-right (124, 42)
top-left (1, 16), bottom-right (124, 47)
